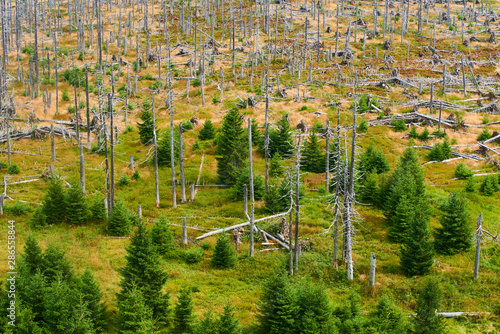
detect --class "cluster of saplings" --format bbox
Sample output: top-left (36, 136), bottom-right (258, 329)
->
top-left (256, 268), bottom-right (447, 334)
top-left (0, 231), bottom-right (450, 333)
top-left (0, 222), bottom-right (240, 333)
top-left (358, 147), bottom-right (474, 275)
top-left (454, 162), bottom-right (500, 196)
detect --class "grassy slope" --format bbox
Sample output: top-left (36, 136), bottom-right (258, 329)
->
top-left (0, 0), bottom-right (499, 332)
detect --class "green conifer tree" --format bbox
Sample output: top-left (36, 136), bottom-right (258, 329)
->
top-left (199, 119), bottom-right (217, 140)
top-left (371, 295), bottom-right (407, 333)
top-left (41, 244), bottom-right (73, 284)
top-left (332, 292), bottom-right (367, 333)
top-left (42, 178), bottom-right (66, 224)
top-left (215, 108), bottom-right (248, 185)
top-left (251, 118), bottom-right (263, 147)
top-left (158, 127), bottom-right (180, 167)
top-left (42, 276), bottom-right (76, 333)
top-left (218, 305), bottom-right (241, 334)
top-left (480, 175), bottom-right (498, 196)
top-left (65, 183), bottom-right (89, 225)
top-left (212, 234), bottom-right (237, 269)
top-left (269, 153), bottom-right (284, 177)
top-left (194, 310), bottom-right (218, 334)
top-left (360, 169), bottom-right (380, 203)
top-left (359, 144), bottom-right (391, 175)
top-left (384, 148), bottom-right (428, 242)
top-left (118, 224), bottom-right (170, 328)
top-left (434, 192), bottom-right (472, 255)
top-left (90, 196), bottom-right (107, 222)
top-left (465, 176), bottom-right (476, 193)
top-left (399, 210), bottom-right (434, 277)
top-left (172, 287), bottom-right (195, 334)
top-left (295, 282), bottom-right (334, 334)
top-left (413, 280), bottom-right (446, 334)
top-left (388, 194), bottom-right (415, 243)
top-left (151, 216), bottom-right (174, 256)
top-left (269, 115), bottom-right (294, 158)
top-left (257, 270), bottom-right (298, 334)
top-left (23, 235), bottom-right (44, 275)
top-left (232, 168), bottom-right (265, 201)
top-left (107, 200), bottom-right (133, 236)
top-left (78, 269), bottom-right (108, 333)
top-left (136, 106), bottom-right (156, 145)
top-left (301, 132), bottom-right (325, 173)
top-left (117, 284), bottom-right (154, 334)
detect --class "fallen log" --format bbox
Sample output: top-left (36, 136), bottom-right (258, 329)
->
top-left (195, 210), bottom-right (292, 240)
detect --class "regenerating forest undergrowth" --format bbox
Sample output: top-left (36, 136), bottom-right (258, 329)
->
top-left (0, 0), bottom-right (499, 332)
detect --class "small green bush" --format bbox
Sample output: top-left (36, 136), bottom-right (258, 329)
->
top-left (5, 202), bottom-right (30, 216)
top-left (67, 106), bottom-right (75, 114)
top-left (181, 120), bottom-right (194, 131)
top-left (7, 164), bottom-right (20, 174)
top-left (477, 127), bottom-right (492, 141)
top-left (123, 125), bottom-right (134, 134)
top-left (131, 171), bottom-right (140, 180)
top-left (62, 89), bottom-right (70, 101)
top-left (357, 119), bottom-right (369, 132)
top-left (118, 175), bottom-right (130, 186)
top-left (455, 163), bottom-right (474, 180)
top-left (22, 46), bottom-right (34, 54)
top-left (182, 247), bottom-right (204, 264)
top-left (391, 118), bottom-right (406, 131)
top-left (419, 127), bottom-right (430, 141)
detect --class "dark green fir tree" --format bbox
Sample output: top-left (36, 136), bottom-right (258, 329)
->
top-left (117, 284), bottom-right (154, 334)
top-left (136, 105), bottom-right (156, 145)
top-left (117, 224), bottom-right (170, 328)
top-left (150, 216), bottom-right (174, 256)
top-left (42, 177), bottom-right (66, 224)
top-left (301, 132), bottom-right (325, 173)
top-left (198, 119), bottom-right (217, 140)
top-left (218, 305), bottom-right (241, 334)
top-left (172, 287), bottom-right (195, 334)
top-left (399, 210), bottom-right (434, 277)
top-left (269, 114), bottom-right (294, 158)
top-left (257, 270), bottom-right (298, 334)
top-left (107, 200), bottom-right (133, 236)
top-left (434, 192), bottom-right (472, 255)
top-left (215, 108), bottom-right (248, 185)
top-left (413, 280), bottom-right (447, 334)
top-left (157, 127), bottom-right (180, 167)
top-left (212, 234), bottom-right (237, 269)
top-left (65, 183), bottom-right (89, 225)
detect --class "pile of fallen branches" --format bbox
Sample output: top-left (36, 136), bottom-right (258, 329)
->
top-left (0, 126), bottom-right (75, 143)
top-left (368, 112), bottom-right (457, 128)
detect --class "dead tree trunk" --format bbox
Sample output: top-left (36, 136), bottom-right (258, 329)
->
top-left (182, 217), bottom-right (188, 244)
top-left (294, 131), bottom-right (302, 271)
top-left (474, 213), bottom-right (482, 280)
top-left (179, 123), bottom-right (186, 203)
top-left (248, 118), bottom-right (254, 202)
top-left (109, 94), bottom-right (115, 212)
top-left (152, 94), bottom-right (160, 207)
top-left (369, 252), bottom-right (376, 286)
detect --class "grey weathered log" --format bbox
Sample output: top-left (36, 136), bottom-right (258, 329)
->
top-left (196, 209), bottom-right (293, 240)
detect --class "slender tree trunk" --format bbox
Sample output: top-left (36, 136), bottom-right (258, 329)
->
top-left (294, 131), bottom-right (302, 271)
top-left (369, 252), bottom-right (376, 286)
top-left (248, 118), bottom-right (254, 202)
top-left (179, 123), bottom-right (186, 203)
top-left (153, 94), bottom-right (160, 207)
top-left (109, 94), bottom-right (115, 212)
top-left (474, 213), bottom-right (482, 280)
